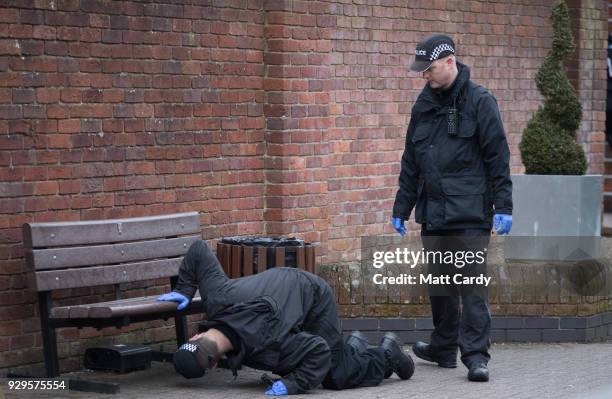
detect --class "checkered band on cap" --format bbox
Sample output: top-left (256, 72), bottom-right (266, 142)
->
top-left (430, 43), bottom-right (454, 60)
top-left (179, 343), bottom-right (198, 353)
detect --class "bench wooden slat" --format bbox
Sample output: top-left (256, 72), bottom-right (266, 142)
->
top-left (58, 290), bottom-right (206, 316)
top-left (30, 235), bottom-right (200, 271)
top-left (51, 295), bottom-right (161, 319)
top-left (108, 296), bottom-right (201, 318)
top-left (50, 295), bottom-right (203, 319)
top-left (35, 258), bottom-right (182, 291)
top-left (89, 295), bottom-right (203, 318)
top-left (24, 212), bottom-right (200, 248)
top-left (68, 306), bottom-right (90, 318)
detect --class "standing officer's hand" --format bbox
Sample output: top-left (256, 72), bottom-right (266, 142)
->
top-left (391, 217), bottom-right (407, 236)
top-left (157, 292), bottom-right (190, 310)
top-left (493, 214), bottom-right (512, 235)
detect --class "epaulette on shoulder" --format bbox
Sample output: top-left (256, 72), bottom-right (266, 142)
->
top-left (466, 82), bottom-right (491, 108)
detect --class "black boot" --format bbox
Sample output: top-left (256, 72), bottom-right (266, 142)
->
top-left (380, 332), bottom-right (414, 380)
top-left (411, 341), bottom-right (457, 368)
top-left (346, 330), bottom-right (369, 354)
top-left (468, 363), bottom-right (489, 382)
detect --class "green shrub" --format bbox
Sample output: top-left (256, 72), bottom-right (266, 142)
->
top-left (519, 0), bottom-right (587, 175)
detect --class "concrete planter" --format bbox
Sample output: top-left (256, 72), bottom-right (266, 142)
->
top-left (505, 174), bottom-right (603, 261)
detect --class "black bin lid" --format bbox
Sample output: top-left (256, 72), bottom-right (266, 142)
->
top-left (221, 236), bottom-right (305, 247)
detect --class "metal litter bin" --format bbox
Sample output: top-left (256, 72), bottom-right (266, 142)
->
top-left (217, 236), bottom-right (316, 278)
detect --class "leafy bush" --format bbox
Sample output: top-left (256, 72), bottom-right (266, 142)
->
top-left (519, 0), bottom-right (587, 175)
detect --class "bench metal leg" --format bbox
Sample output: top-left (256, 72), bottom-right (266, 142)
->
top-left (174, 314), bottom-right (189, 346)
top-left (38, 292), bottom-right (60, 377)
top-left (169, 276), bottom-right (189, 346)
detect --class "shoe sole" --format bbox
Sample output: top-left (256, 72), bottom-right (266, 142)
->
top-left (411, 345), bottom-right (457, 368)
top-left (381, 334), bottom-right (415, 380)
top-left (468, 374), bottom-right (489, 382)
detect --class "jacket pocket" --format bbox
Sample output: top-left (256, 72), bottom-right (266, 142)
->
top-left (456, 117), bottom-right (477, 138)
top-left (411, 123), bottom-right (431, 166)
top-left (442, 175), bottom-right (486, 223)
top-left (448, 117), bottom-right (477, 166)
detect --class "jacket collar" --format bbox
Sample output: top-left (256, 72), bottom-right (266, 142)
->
top-left (413, 61), bottom-right (470, 114)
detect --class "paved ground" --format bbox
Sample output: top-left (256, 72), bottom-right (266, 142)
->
top-left (2, 343), bottom-right (612, 399)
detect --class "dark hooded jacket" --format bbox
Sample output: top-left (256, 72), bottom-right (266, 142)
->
top-left (393, 62), bottom-right (512, 230)
top-left (173, 240), bottom-right (333, 395)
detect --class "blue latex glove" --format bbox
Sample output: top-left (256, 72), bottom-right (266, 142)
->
top-left (391, 217), bottom-right (406, 236)
top-left (493, 214), bottom-right (512, 235)
top-left (265, 380), bottom-right (288, 396)
top-left (157, 292), bottom-right (190, 310)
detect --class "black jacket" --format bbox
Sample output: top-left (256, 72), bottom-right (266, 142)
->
top-left (393, 62), bottom-right (512, 230)
top-left (174, 240), bottom-right (332, 394)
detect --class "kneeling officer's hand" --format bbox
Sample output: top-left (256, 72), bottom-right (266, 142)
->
top-left (157, 292), bottom-right (190, 310)
top-left (265, 380), bottom-right (288, 396)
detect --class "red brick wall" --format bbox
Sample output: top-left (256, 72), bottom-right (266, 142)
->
top-left (567, 0), bottom-right (608, 172)
top-left (0, 0), bottom-right (270, 375)
top-left (263, 1), bottom-right (333, 251)
top-left (0, 0), bottom-right (607, 375)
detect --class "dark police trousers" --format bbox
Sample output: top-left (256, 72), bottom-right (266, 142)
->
top-left (182, 240), bottom-right (387, 390)
top-left (306, 282), bottom-right (387, 390)
top-left (421, 227), bottom-right (491, 368)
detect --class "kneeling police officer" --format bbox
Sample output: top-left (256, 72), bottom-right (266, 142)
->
top-left (158, 240), bottom-right (415, 395)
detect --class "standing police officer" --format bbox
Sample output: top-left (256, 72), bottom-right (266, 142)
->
top-left (392, 34), bottom-right (513, 382)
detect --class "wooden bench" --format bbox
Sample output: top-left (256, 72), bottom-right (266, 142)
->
top-left (22, 212), bottom-right (204, 377)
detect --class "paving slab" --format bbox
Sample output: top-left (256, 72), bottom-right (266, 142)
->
top-left (2, 343), bottom-right (611, 399)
